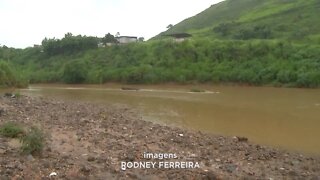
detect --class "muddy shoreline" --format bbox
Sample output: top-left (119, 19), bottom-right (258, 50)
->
top-left (0, 95), bottom-right (319, 179)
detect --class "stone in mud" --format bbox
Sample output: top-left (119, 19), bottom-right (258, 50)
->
top-left (225, 164), bottom-right (237, 173)
top-left (80, 165), bottom-right (92, 173)
top-left (203, 171), bottom-right (218, 180)
top-left (43, 161), bottom-right (51, 168)
top-left (124, 152), bottom-right (136, 162)
top-left (5, 169), bottom-right (13, 176)
top-left (236, 136), bottom-right (248, 142)
top-left (44, 147), bottom-right (52, 152)
top-left (0, 108), bottom-right (4, 116)
top-left (0, 148), bottom-right (6, 154)
top-left (310, 176), bottom-right (320, 180)
top-left (27, 154), bottom-right (34, 161)
top-left (127, 172), bottom-right (138, 179)
top-left (87, 156), bottom-right (95, 162)
top-left (5, 162), bottom-right (15, 169)
top-left (62, 154), bottom-right (70, 159)
top-left (288, 170), bottom-right (298, 176)
top-left (0, 175), bottom-right (9, 180)
top-left (4, 93), bottom-right (13, 97)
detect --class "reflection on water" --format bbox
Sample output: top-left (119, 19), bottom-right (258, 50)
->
top-left (17, 84), bottom-right (320, 155)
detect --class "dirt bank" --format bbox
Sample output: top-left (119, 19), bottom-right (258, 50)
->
top-left (0, 95), bottom-right (319, 179)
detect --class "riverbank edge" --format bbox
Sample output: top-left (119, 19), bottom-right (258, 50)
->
top-left (29, 82), bottom-right (320, 89)
top-left (0, 95), bottom-right (319, 179)
top-left (2, 79), bottom-right (320, 93)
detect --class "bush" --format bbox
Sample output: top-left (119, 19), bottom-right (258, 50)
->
top-left (14, 92), bottom-right (21, 98)
top-left (297, 71), bottom-right (320, 88)
top-left (20, 126), bottom-right (45, 155)
top-left (0, 61), bottom-right (28, 88)
top-left (277, 70), bottom-right (297, 83)
top-left (0, 122), bottom-right (25, 138)
top-left (62, 60), bottom-right (88, 84)
top-left (0, 61), bottom-right (17, 87)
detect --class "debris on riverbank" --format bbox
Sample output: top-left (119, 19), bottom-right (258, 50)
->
top-left (121, 87), bottom-right (140, 91)
top-left (0, 95), bottom-right (319, 179)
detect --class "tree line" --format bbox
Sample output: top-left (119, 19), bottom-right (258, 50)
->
top-left (1, 36), bottom-right (320, 88)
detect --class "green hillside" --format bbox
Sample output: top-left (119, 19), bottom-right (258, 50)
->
top-left (1, 0), bottom-right (320, 88)
top-left (161, 0), bottom-right (320, 42)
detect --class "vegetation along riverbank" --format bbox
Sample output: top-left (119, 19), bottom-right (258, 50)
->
top-left (1, 38), bottom-right (320, 88)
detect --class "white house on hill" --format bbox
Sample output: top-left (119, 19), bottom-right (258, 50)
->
top-left (116, 36), bottom-right (137, 44)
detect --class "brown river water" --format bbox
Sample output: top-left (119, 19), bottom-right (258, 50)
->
top-left (3, 84), bottom-right (320, 155)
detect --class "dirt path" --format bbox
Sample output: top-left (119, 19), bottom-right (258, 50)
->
top-left (0, 95), bottom-right (319, 179)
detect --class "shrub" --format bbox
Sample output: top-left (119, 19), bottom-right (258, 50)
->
top-left (0, 122), bottom-right (25, 138)
top-left (0, 61), bottom-right (17, 87)
top-left (277, 70), bottom-right (297, 83)
top-left (14, 92), bottom-right (21, 98)
top-left (62, 60), bottom-right (88, 84)
top-left (20, 126), bottom-right (45, 155)
top-left (297, 71), bottom-right (320, 88)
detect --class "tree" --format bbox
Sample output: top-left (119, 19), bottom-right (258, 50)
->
top-left (41, 34), bottom-right (98, 56)
top-left (138, 37), bottom-right (145, 42)
top-left (102, 33), bottom-right (117, 44)
top-left (213, 22), bottom-right (235, 36)
top-left (64, 32), bottom-right (73, 38)
top-left (234, 25), bottom-right (272, 40)
top-left (167, 24), bottom-right (173, 29)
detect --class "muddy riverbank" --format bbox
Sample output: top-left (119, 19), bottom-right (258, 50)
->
top-left (0, 95), bottom-right (319, 179)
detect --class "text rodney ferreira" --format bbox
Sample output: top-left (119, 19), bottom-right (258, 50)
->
top-left (120, 152), bottom-right (200, 171)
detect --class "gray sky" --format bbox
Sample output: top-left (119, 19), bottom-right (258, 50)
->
top-left (0, 0), bottom-right (223, 48)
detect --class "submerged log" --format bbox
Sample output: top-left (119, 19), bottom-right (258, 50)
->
top-left (121, 87), bottom-right (140, 91)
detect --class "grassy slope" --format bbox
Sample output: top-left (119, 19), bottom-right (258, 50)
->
top-left (159, 0), bottom-right (320, 42)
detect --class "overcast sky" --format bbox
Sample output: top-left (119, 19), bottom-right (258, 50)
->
top-left (0, 0), bottom-right (223, 48)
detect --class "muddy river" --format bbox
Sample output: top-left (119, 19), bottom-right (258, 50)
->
top-left (11, 84), bottom-right (320, 155)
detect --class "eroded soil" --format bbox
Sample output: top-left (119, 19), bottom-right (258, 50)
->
top-left (0, 95), bottom-right (319, 179)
